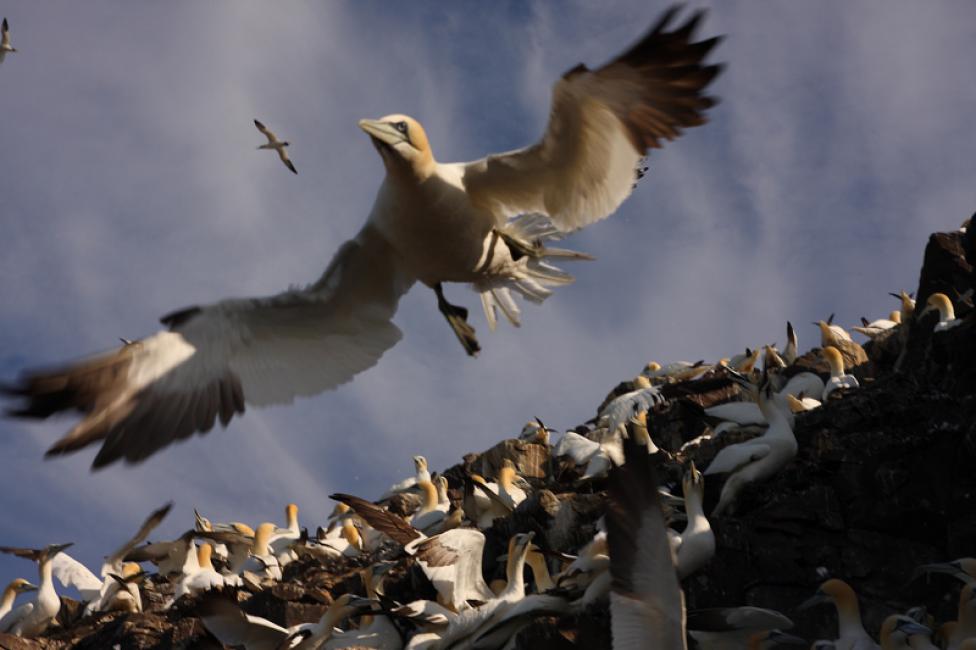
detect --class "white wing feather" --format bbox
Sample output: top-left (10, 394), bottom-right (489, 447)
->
top-left (704, 442), bottom-right (771, 476)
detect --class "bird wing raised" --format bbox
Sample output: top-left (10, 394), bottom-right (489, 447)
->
top-left (103, 502), bottom-right (174, 574)
top-left (50, 552), bottom-right (103, 601)
top-left (704, 442), bottom-right (771, 476)
top-left (607, 438), bottom-right (686, 650)
top-left (330, 492), bottom-right (421, 547)
top-left (462, 7), bottom-right (721, 232)
top-left (6, 225), bottom-right (414, 468)
top-left (415, 528), bottom-right (495, 609)
top-left (199, 594), bottom-right (289, 648)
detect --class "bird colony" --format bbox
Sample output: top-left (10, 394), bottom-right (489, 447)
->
top-left (3, 6), bottom-right (976, 650)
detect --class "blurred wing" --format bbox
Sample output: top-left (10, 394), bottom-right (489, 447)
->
top-left (607, 438), bottom-right (686, 650)
top-left (254, 119), bottom-right (276, 143)
top-left (51, 552), bottom-right (103, 601)
top-left (463, 7), bottom-right (721, 232)
top-left (279, 149), bottom-right (298, 174)
top-left (703, 443), bottom-right (770, 476)
top-left (199, 594), bottom-right (289, 647)
top-left (6, 225), bottom-right (414, 468)
top-left (330, 492), bottom-right (421, 547)
top-left (105, 502), bottom-right (174, 571)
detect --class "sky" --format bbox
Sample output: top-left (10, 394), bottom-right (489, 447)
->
top-left (1, 1), bottom-right (974, 590)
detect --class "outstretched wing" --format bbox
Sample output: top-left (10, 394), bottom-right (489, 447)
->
top-left (51, 552), bottom-right (103, 601)
top-left (5, 225), bottom-right (414, 468)
top-left (253, 119), bottom-right (277, 144)
top-left (462, 6), bottom-right (722, 232)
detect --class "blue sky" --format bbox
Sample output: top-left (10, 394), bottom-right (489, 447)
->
top-left (1, 2), bottom-right (974, 589)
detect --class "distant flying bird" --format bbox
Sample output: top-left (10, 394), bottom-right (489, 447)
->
top-left (254, 119), bottom-right (297, 174)
top-left (0, 18), bottom-right (16, 63)
top-left (4, 6), bottom-right (722, 468)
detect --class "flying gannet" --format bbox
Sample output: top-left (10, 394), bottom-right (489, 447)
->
top-left (254, 119), bottom-right (297, 174)
top-left (0, 18), bottom-right (15, 64)
top-left (4, 6), bottom-right (722, 468)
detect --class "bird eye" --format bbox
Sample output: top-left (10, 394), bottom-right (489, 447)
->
top-left (395, 121), bottom-right (408, 134)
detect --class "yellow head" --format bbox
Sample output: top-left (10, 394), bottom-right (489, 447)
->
top-left (633, 375), bottom-right (652, 389)
top-left (197, 543), bottom-right (214, 570)
top-left (644, 361), bottom-right (662, 374)
top-left (889, 311), bottom-right (902, 323)
top-left (286, 503), bottom-right (299, 527)
top-left (819, 578), bottom-right (859, 614)
top-left (358, 114), bottom-right (434, 178)
top-left (498, 459), bottom-right (518, 486)
top-left (822, 346), bottom-right (845, 376)
top-left (816, 321), bottom-right (836, 346)
top-left (682, 461), bottom-right (704, 498)
top-left (232, 522), bottom-right (255, 537)
top-left (924, 292), bottom-right (955, 321)
top-left (736, 348), bottom-right (761, 373)
top-left (253, 523), bottom-right (275, 553)
top-left (5, 578), bottom-right (37, 594)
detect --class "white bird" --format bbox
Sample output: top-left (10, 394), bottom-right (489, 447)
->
top-left (599, 377), bottom-right (666, 434)
top-left (380, 456), bottom-right (431, 501)
top-left (921, 293), bottom-right (963, 332)
top-left (783, 322), bottom-right (799, 366)
top-left (706, 379), bottom-right (798, 517)
top-left (553, 430), bottom-right (613, 481)
top-left (0, 543), bottom-right (73, 637)
top-left (799, 579), bottom-right (879, 650)
top-left (239, 522), bottom-right (282, 581)
top-left (0, 18), bottom-right (16, 64)
top-left (254, 119), bottom-right (297, 174)
top-left (877, 615), bottom-right (931, 650)
top-left (409, 479), bottom-right (448, 534)
top-left (269, 503), bottom-right (302, 565)
top-left (674, 462), bottom-right (714, 579)
top-left (50, 501), bottom-right (170, 614)
top-left (200, 592), bottom-right (374, 650)
top-left (0, 579), bottom-right (37, 621)
top-left (326, 565), bottom-right (402, 650)
top-left (822, 346), bottom-right (859, 401)
top-left (852, 312), bottom-right (901, 338)
top-left (166, 541), bottom-right (242, 608)
top-left (606, 438), bottom-right (686, 649)
top-left (4, 6), bottom-right (722, 468)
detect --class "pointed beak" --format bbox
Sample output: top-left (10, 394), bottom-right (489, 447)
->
top-left (21, 582), bottom-right (38, 592)
top-left (49, 542), bottom-right (74, 556)
top-left (358, 119), bottom-right (403, 147)
top-left (768, 630), bottom-right (808, 646)
top-left (912, 562), bottom-right (966, 582)
top-left (896, 619), bottom-right (931, 637)
top-left (797, 591), bottom-right (828, 611)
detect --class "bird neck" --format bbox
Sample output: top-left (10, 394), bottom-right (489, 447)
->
top-left (502, 544), bottom-right (528, 597)
top-left (834, 594), bottom-right (866, 639)
top-left (0, 586), bottom-right (15, 613)
top-left (38, 559), bottom-right (56, 600)
top-left (526, 552), bottom-right (554, 592)
top-left (683, 485), bottom-right (708, 531)
top-left (418, 481), bottom-right (439, 513)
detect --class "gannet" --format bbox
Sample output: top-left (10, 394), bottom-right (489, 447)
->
top-left (799, 579), bottom-right (879, 650)
top-left (706, 379), bottom-right (797, 517)
top-left (687, 606), bottom-right (795, 649)
top-left (49, 501), bottom-right (171, 614)
top-left (913, 557), bottom-right (976, 586)
top-left (200, 592), bottom-right (374, 650)
top-left (643, 361), bottom-right (713, 383)
top-left (0, 18), bottom-right (15, 64)
top-left (599, 377), bottom-right (666, 434)
top-left (878, 615), bottom-right (931, 650)
top-left (0, 580), bottom-right (37, 621)
top-left (99, 563), bottom-right (146, 614)
top-left (891, 291), bottom-right (916, 322)
top-left (764, 345), bottom-right (787, 372)
top-left (269, 503), bottom-right (302, 565)
top-left (254, 119), bottom-right (297, 175)
top-left (330, 492), bottom-right (497, 612)
top-left (429, 532), bottom-right (539, 649)
top-left (325, 565), bottom-right (401, 650)
top-left (674, 462), bottom-right (714, 579)
top-left (470, 460), bottom-right (528, 529)
top-left (410, 479), bottom-right (447, 533)
top-left (921, 293), bottom-right (963, 332)
top-left (817, 320), bottom-right (868, 368)
top-left (3, 6), bottom-right (722, 467)
top-left (239, 522), bottom-right (282, 581)
top-left (852, 312), bottom-right (901, 338)
top-left (553, 430), bottom-right (613, 481)
top-left (380, 456), bottom-right (430, 501)
top-left (822, 346), bottom-right (859, 401)
top-left (948, 585), bottom-right (976, 650)
top-left (0, 543), bottom-right (73, 637)
top-left (779, 373), bottom-right (826, 404)
top-left (166, 540), bottom-right (243, 607)
top-left (784, 322), bottom-right (799, 365)
top-left (606, 437), bottom-right (686, 649)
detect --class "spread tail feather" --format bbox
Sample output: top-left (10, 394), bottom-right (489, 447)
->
top-left (476, 214), bottom-right (593, 328)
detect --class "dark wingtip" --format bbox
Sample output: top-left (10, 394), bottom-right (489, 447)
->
top-left (254, 119), bottom-right (264, 129)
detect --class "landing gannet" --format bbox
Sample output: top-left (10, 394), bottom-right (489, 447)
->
top-left (822, 346), bottom-right (859, 401)
top-left (921, 293), bottom-right (963, 332)
top-left (3, 6), bottom-right (721, 467)
top-left (606, 438), bottom-right (686, 649)
top-left (799, 579), bottom-right (878, 650)
top-left (0, 18), bottom-right (15, 63)
top-left (0, 579), bottom-right (37, 621)
top-left (254, 119), bottom-right (297, 174)
top-left (706, 379), bottom-right (797, 517)
top-left (0, 543), bottom-right (73, 637)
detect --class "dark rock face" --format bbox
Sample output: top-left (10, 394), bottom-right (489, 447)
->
top-left (4, 228), bottom-right (976, 648)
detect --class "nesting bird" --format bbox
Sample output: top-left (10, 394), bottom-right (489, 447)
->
top-left (3, 6), bottom-right (723, 468)
top-left (921, 293), bottom-right (962, 332)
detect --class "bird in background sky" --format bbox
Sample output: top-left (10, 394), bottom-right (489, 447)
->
top-left (253, 119), bottom-right (298, 175)
top-left (3, 6), bottom-right (722, 469)
top-left (0, 18), bottom-right (16, 63)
